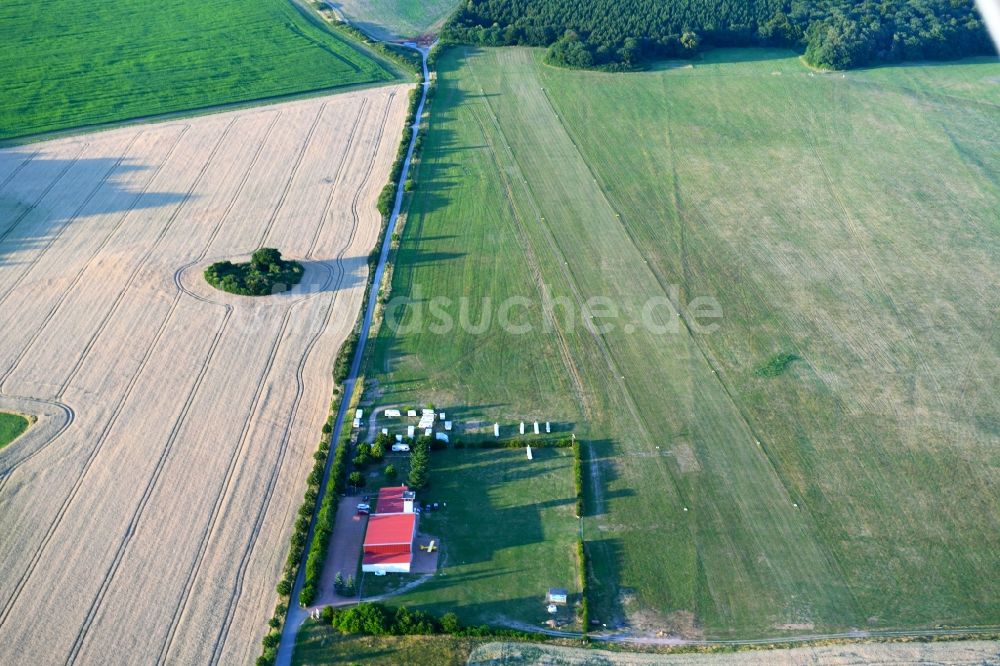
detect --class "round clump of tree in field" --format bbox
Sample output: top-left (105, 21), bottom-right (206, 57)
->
top-left (204, 248), bottom-right (304, 296)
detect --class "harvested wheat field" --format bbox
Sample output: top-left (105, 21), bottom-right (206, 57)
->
top-left (0, 84), bottom-right (409, 665)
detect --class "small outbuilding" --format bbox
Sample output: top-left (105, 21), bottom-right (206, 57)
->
top-left (547, 588), bottom-right (568, 605)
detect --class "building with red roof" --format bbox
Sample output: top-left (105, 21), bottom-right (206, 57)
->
top-left (362, 513), bottom-right (417, 573)
top-left (376, 485), bottom-right (415, 514)
top-left (362, 485), bottom-right (418, 573)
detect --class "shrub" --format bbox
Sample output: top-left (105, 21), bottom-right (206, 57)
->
top-left (572, 439), bottom-right (584, 517)
top-left (393, 606), bottom-right (440, 635)
top-left (307, 467), bottom-right (323, 487)
top-left (440, 612), bottom-right (461, 634)
top-left (577, 537), bottom-right (589, 632)
top-left (348, 471), bottom-right (365, 488)
top-left (331, 602), bottom-right (393, 635)
top-left (754, 352), bottom-right (801, 377)
top-left (276, 578), bottom-right (291, 597)
top-left (384, 463), bottom-right (397, 479)
top-left (298, 582), bottom-right (315, 607)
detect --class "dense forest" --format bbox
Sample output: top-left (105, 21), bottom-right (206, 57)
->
top-left (442, 0), bottom-right (993, 69)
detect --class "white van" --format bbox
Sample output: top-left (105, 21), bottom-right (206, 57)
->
top-left (391, 443), bottom-right (410, 453)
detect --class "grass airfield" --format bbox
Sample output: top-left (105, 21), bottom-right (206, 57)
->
top-left (369, 47), bottom-right (1000, 637)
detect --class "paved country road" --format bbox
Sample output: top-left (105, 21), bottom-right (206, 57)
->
top-left (274, 43), bottom-right (431, 666)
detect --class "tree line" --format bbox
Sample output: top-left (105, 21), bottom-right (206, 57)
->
top-left (442, 0), bottom-right (993, 70)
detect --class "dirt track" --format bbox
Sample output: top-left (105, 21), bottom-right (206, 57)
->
top-left (0, 85), bottom-right (409, 665)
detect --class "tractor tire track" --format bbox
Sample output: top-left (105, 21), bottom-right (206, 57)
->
top-left (0, 133), bottom-right (142, 309)
top-left (0, 397), bottom-right (74, 480)
top-left (63, 306), bottom-right (235, 666)
top-left (0, 150), bottom-right (39, 191)
top-left (255, 102), bottom-right (331, 249)
top-left (54, 111), bottom-right (289, 661)
top-left (0, 142), bottom-right (88, 245)
top-left (209, 91), bottom-right (396, 665)
top-left (0, 121), bottom-right (222, 498)
top-left (0, 118), bottom-right (237, 623)
top-left (0, 129), bottom-right (183, 388)
top-left (151, 101), bottom-right (367, 663)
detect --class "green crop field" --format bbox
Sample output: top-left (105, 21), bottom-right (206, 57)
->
top-left (360, 447), bottom-right (581, 627)
top-left (0, 0), bottom-right (398, 141)
top-left (0, 412), bottom-right (29, 449)
top-left (368, 46), bottom-right (1000, 638)
top-left (334, 0), bottom-right (458, 39)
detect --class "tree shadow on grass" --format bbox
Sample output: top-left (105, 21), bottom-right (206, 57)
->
top-left (582, 438), bottom-right (635, 518)
top-left (584, 537), bottom-right (627, 629)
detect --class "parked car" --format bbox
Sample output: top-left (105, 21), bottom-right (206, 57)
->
top-left (356, 503), bottom-right (370, 515)
top-left (391, 443), bottom-right (410, 452)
